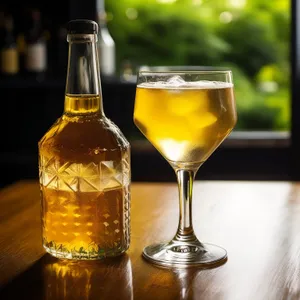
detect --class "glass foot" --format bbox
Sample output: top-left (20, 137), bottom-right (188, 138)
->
top-left (142, 240), bottom-right (227, 268)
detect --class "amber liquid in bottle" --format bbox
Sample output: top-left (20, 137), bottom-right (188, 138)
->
top-left (38, 20), bottom-right (130, 260)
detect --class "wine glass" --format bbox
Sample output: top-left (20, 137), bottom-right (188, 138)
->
top-left (133, 66), bottom-right (237, 267)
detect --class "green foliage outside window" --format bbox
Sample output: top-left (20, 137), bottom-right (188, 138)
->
top-left (105, 0), bottom-right (290, 131)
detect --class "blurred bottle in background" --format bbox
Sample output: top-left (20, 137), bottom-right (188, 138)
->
top-left (42, 14), bottom-right (54, 77)
top-left (24, 8), bottom-right (47, 80)
top-left (120, 60), bottom-right (136, 82)
top-left (15, 8), bottom-right (26, 77)
top-left (0, 10), bottom-right (5, 75)
top-left (0, 10), bottom-right (5, 48)
top-left (96, 0), bottom-right (116, 78)
top-left (0, 13), bottom-right (19, 77)
top-left (16, 32), bottom-right (25, 76)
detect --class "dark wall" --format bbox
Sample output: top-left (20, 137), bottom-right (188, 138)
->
top-left (0, 77), bottom-right (290, 188)
top-left (0, 79), bottom-right (141, 187)
top-left (0, 0), bottom-right (292, 187)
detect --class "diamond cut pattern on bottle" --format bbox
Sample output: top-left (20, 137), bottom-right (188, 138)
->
top-left (122, 152), bottom-right (131, 186)
top-left (123, 185), bottom-right (131, 248)
top-left (39, 150), bottom-right (131, 259)
top-left (40, 157), bottom-right (60, 187)
top-left (100, 161), bottom-right (122, 190)
top-left (40, 156), bottom-right (130, 192)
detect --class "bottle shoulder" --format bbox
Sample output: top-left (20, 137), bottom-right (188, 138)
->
top-left (39, 115), bottom-right (130, 162)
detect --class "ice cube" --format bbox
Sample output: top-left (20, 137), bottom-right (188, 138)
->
top-left (189, 112), bottom-right (217, 129)
top-left (166, 75), bottom-right (186, 87)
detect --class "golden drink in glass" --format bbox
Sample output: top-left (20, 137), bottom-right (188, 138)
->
top-left (134, 68), bottom-right (237, 267)
top-left (135, 84), bottom-right (236, 164)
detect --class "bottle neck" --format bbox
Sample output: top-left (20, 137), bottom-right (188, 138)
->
top-left (4, 16), bottom-right (14, 36)
top-left (64, 33), bottom-right (104, 116)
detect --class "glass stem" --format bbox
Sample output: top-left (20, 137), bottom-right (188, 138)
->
top-left (173, 169), bottom-right (200, 244)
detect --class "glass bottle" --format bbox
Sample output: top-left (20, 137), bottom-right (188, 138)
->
top-left (96, 0), bottom-right (116, 77)
top-left (24, 8), bottom-right (47, 79)
top-left (0, 14), bottom-right (19, 77)
top-left (38, 19), bottom-right (131, 260)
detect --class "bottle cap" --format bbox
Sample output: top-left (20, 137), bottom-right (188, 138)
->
top-left (67, 19), bottom-right (98, 34)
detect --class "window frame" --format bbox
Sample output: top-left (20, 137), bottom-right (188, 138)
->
top-left (291, 0), bottom-right (300, 180)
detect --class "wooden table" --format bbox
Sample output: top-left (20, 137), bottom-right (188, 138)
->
top-left (0, 180), bottom-right (299, 300)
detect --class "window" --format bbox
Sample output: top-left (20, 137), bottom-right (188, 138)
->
top-left (106, 0), bottom-right (291, 133)
top-left (101, 0), bottom-right (292, 181)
